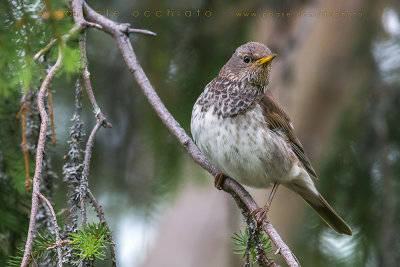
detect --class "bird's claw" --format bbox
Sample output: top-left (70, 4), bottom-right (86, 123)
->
top-left (251, 205), bottom-right (270, 228)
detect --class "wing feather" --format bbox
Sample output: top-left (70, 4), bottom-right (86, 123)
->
top-left (260, 91), bottom-right (318, 180)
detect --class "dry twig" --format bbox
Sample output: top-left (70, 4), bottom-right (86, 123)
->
top-left (79, 121), bottom-right (101, 226)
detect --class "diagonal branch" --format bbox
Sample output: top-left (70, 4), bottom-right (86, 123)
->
top-left (81, 2), bottom-right (300, 266)
top-left (82, 2), bottom-right (217, 175)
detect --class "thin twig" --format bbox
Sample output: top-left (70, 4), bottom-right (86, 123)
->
top-left (33, 25), bottom-right (80, 60)
top-left (82, 3), bottom-right (300, 266)
top-left (80, 121), bottom-right (101, 226)
top-left (38, 193), bottom-right (63, 267)
top-left (21, 47), bottom-right (63, 267)
top-left (127, 28), bottom-right (157, 36)
top-left (87, 188), bottom-right (117, 267)
top-left (34, 38), bottom-right (57, 60)
top-left (46, 239), bottom-right (72, 251)
top-left (78, 31), bottom-right (111, 127)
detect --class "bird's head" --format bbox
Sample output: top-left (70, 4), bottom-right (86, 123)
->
top-left (219, 42), bottom-right (276, 90)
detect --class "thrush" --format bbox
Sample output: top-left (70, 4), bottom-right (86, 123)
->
top-left (191, 42), bottom-right (352, 235)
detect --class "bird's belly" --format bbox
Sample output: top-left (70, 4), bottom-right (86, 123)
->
top-left (191, 104), bottom-right (295, 188)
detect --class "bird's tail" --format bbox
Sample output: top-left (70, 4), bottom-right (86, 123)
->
top-left (304, 193), bottom-right (352, 235)
top-left (287, 180), bottom-right (352, 235)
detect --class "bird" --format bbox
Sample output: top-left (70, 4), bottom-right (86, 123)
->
top-left (190, 41), bottom-right (352, 235)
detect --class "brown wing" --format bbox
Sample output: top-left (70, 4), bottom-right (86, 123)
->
top-left (260, 90), bottom-right (318, 180)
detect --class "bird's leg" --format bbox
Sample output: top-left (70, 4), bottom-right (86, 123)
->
top-left (251, 182), bottom-right (279, 227)
top-left (266, 182), bottom-right (279, 208)
top-left (214, 173), bottom-right (227, 190)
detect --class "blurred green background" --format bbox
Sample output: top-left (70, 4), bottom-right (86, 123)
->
top-left (1, 0), bottom-right (400, 266)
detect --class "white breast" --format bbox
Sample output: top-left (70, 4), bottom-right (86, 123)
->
top-left (191, 104), bottom-right (296, 188)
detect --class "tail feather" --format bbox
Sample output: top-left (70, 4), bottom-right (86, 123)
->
top-left (304, 193), bottom-right (352, 236)
top-left (286, 178), bottom-right (352, 235)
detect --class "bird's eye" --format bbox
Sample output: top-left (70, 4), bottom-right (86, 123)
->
top-left (243, 56), bottom-right (251, 63)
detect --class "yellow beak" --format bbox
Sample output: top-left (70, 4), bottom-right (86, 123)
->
top-left (255, 54), bottom-right (277, 66)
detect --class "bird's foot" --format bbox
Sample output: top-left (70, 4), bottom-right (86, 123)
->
top-left (214, 173), bottom-right (227, 190)
top-left (251, 205), bottom-right (270, 228)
